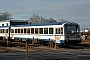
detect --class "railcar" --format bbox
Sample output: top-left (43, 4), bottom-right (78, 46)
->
top-left (0, 22), bottom-right (81, 45)
top-left (0, 26), bottom-right (9, 40)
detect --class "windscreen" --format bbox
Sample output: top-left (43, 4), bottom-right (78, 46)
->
top-left (65, 25), bottom-right (79, 34)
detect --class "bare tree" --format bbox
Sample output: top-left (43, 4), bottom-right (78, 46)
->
top-left (0, 12), bottom-right (13, 20)
top-left (29, 14), bottom-right (57, 24)
top-left (3, 12), bottom-right (12, 20)
top-left (39, 16), bottom-right (46, 24)
top-left (29, 14), bottom-right (40, 24)
top-left (47, 18), bottom-right (57, 23)
top-left (60, 19), bottom-right (68, 22)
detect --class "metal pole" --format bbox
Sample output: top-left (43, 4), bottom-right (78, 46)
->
top-left (26, 40), bottom-right (28, 60)
top-left (5, 34), bottom-right (8, 47)
top-left (9, 26), bottom-right (11, 40)
top-left (54, 42), bottom-right (56, 49)
top-left (7, 39), bottom-right (8, 47)
top-left (54, 35), bottom-right (56, 49)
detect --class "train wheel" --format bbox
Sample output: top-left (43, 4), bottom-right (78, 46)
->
top-left (48, 42), bottom-right (54, 48)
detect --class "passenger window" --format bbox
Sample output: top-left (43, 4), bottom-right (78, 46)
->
top-left (6, 29), bottom-right (8, 33)
top-left (18, 29), bottom-right (20, 33)
top-left (56, 28), bottom-right (60, 34)
top-left (49, 28), bottom-right (53, 34)
top-left (4, 29), bottom-right (6, 33)
top-left (21, 29), bottom-right (23, 33)
top-left (31, 28), bottom-right (34, 34)
top-left (2, 24), bottom-right (4, 26)
top-left (0, 29), bottom-right (2, 33)
top-left (11, 29), bottom-right (14, 33)
top-left (3, 29), bottom-right (4, 33)
top-left (1, 29), bottom-right (3, 33)
top-left (24, 28), bottom-right (26, 33)
top-left (61, 27), bottom-right (63, 34)
top-left (6, 23), bottom-right (8, 26)
top-left (0, 29), bottom-right (1, 33)
top-left (27, 28), bottom-right (30, 33)
top-left (44, 28), bottom-right (48, 34)
top-left (15, 29), bottom-right (17, 33)
top-left (35, 28), bottom-right (38, 34)
top-left (40, 28), bottom-right (43, 34)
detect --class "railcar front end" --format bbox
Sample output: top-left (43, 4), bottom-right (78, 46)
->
top-left (64, 22), bottom-right (81, 45)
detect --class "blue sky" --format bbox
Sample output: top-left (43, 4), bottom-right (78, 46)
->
top-left (0, 0), bottom-right (90, 30)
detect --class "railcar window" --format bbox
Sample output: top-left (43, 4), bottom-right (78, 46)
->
top-left (3, 29), bottom-right (4, 33)
top-left (31, 28), bottom-right (34, 34)
top-left (15, 29), bottom-right (17, 33)
top-left (49, 28), bottom-right (53, 34)
top-left (0, 29), bottom-right (3, 33)
top-left (24, 28), bottom-right (26, 33)
top-left (4, 29), bottom-right (7, 33)
top-left (40, 28), bottom-right (43, 34)
top-left (4, 29), bottom-right (6, 33)
top-left (11, 29), bottom-right (14, 33)
top-left (35, 28), bottom-right (38, 34)
top-left (65, 25), bottom-right (78, 34)
top-left (26, 29), bottom-right (28, 33)
top-left (2, 29), bottom-right (3, 33)
top-left (0, 29), bottom-right (1, 33)
top-left (6, 23), bottom-right (8, 26)
top-left (61, 27), bottom-right (63, 34)
top-left (56, 28), bottom-right (60, 34)
top-left (6, 29), bottom-right (8, 33)
top-left (2, 24), bottom-right (4, 26)
top-left (21, 29), bottom-right (23, 33)
top-left (27, 28), bottom-right (30, 33)
top-left (18, 29), bottom-right (20, 33)
top-left (0, 29), bottom-right (2, 33)
top-left (44, 28), bottom-right (48, 34)
top-left (1, 29), bottom-right (3, 33)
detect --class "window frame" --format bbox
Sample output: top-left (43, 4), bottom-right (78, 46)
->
top-left (56, 28), bottom-right (60, 34)
top-left (44, 28), bottom-right (48, 34)
top-left (15, 29), bottom-right (18, 33)
top-left (40, 28), bottom-right (43, 34)
top-left (49, 28), bottom-right (53, 34)
top-left (35, 28), bottom-right (38, 34)
top-left (24, 28), bottom-right (26, 33)
top-left (61, 27), bottom-right (63, 34)
top-left (21, 28), bottom-right (23, 34)
top-left (31, 28), bottom-right (34, 34)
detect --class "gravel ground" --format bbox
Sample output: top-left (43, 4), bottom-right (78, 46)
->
top-left (0, 40), bottom-right (90, 60)
top-left (0, 49), bottom-right (90, 60)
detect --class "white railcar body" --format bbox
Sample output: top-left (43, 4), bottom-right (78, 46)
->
top-left (0, 22), bottom-right (81, 45)
top-left (10, 24), bottom-right (65, 44)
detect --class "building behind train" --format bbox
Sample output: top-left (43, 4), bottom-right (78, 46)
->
top-left (81, 28), bottom-right (90, 40)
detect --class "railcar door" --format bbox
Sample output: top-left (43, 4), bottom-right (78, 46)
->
top-left (55, 27), bottom-right (64, 45)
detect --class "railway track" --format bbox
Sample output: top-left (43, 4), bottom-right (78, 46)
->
top-left (0, 47), bottom-right (20, 52)
top-left (0, 40), bottom-right (90, 52)
top-left (0, 40), bottom-right (54, 52)
top-left (58, 43), bottom-right (90, 50)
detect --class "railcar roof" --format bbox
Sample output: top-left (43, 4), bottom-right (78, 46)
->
top-left (0, 26), bottom-right (9, 28)
top-left (13, 22), bottom-right (78, 27)
top-left (13, 22), bottom-right (66, 27)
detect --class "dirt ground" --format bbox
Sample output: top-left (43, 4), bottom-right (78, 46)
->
top-left (82, 40), bottom-right (90, 44)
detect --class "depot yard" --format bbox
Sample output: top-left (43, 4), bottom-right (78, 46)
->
top-left (0, 40), bottom-right (90, 60)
